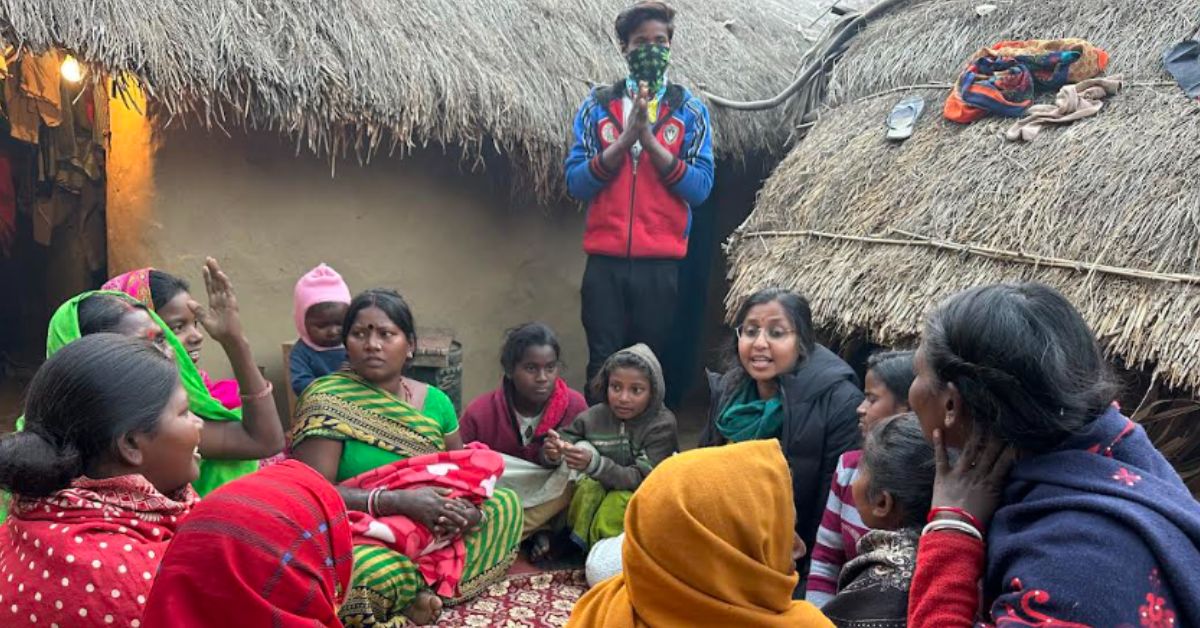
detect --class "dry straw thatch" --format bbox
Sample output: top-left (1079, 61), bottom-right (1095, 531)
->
top-left (727, 0), bottom-right (1200, 394)
top-left (1, 0), bottom-right (832, 201)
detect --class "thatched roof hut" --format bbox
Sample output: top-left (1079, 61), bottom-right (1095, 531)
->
top-left (1, 0), bottom-right (835, 200)
top-left (727, 0), bottom-right (1200, 392)
top-left (2, 0), bottom-right (877, 416)
top-left (726, 0), bottom-right (1200, 487)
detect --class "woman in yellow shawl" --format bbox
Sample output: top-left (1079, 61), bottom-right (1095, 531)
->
top-left (292, 288), bottom-right (522, 626)
top-left (568, 439), bottom-right (832, 627)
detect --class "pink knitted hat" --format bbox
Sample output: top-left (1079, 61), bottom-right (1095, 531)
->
top-left (294, 263), bottom-right (352, 350)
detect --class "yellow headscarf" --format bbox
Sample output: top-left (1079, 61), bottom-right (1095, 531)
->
top-left (567, 440), bottom-right (833, 628)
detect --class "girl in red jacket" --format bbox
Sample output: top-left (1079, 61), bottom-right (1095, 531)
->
top-left (459, 322), bottom-right (588, 559)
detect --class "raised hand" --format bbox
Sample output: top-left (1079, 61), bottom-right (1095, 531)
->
top-left (191, 257), bottom-right (244, 345)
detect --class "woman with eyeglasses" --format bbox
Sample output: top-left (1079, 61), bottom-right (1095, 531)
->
top-left (699, 288), bottom-right (863, 584)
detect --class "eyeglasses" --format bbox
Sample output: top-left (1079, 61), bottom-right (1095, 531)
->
top-left (735, 325), bottom-right (795, 343)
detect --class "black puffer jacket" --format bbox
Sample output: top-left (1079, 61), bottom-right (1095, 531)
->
top-left (700, 344), bottom-right (863, 574)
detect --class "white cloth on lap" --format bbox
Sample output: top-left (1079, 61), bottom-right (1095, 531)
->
top-left (495, 443), bottom-right (596, 509)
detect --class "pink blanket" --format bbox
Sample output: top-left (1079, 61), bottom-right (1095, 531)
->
top-left (341, 446), bottom-right (504, 597)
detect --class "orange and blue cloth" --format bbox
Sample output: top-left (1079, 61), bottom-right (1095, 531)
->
top-left (945, 39), bottom-right (1109, 124)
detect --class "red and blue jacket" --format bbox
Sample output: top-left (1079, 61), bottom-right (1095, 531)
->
top-left (565, 81), bottom-right (714, 260)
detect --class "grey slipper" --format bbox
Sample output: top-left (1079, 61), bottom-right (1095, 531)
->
top-left (886, 95), bottom-right (926, 141)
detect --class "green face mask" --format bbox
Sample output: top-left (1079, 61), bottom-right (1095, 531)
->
top-left (626, 43), bottom-right (671, 94)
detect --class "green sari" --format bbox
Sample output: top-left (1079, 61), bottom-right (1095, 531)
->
top-left (0, 292), bottom-right (255, 521)
top-left (292, 372), bottom-right (521, 626)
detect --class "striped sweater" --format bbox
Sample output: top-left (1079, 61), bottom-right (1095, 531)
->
top-left (805, 450), bottom-right (870, 607)
top-left (545, 402), bottom-right (678, 492)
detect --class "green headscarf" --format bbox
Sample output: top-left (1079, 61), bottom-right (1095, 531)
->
top-left (15, 290), bottom-right (256, 497)
top-left (715, 379), bottom-right (785, 442)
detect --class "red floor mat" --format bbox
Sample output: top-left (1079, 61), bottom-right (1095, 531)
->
top-left (421, 570), bottom-right (587, 627)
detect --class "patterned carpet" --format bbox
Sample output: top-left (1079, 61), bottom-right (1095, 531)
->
top-left (422, 570), bottom-right (587, 627)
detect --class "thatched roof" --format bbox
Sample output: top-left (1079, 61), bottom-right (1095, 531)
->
top-left (0, 0), bottom-right (838, 200)
top-left (726, 0), bottom-right (1200, 391)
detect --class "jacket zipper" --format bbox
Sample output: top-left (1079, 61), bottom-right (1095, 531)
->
top-left (626, 149), bottom-right (640, 258)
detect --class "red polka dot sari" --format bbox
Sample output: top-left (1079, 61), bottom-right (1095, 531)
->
top-left (0, 475), bottom-right (195, 626)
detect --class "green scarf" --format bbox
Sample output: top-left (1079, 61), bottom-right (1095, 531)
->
top-left (715, 380), bottom-right (784, 442)
top-left (291, 371), bottom-right (447, 481)
top-left (17, 290), bottom-right (256, 497)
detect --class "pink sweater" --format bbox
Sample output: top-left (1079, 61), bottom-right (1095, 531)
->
top-left (805, 450), bottom-right (869, 607)
top-left (202, 370), bottom-right (241, 410)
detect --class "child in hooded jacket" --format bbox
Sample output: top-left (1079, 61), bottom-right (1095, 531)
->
top-left (542, 344), bottom-right (678, 550)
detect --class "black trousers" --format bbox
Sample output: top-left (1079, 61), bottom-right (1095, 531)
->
top-left (581, 255), bottom-right (679, 404)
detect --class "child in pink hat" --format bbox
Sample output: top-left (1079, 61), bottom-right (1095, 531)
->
top-left (289, 263), bottom-right (352, 396)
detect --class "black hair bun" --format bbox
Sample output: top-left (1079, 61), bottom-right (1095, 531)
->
top-left (0, 430), bottom-right (83, 498)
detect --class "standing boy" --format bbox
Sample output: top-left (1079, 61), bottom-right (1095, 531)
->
top-left (565, 1), bottom-right (715, 400)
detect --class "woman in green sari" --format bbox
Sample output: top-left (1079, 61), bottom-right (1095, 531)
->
top-left (3, 258), bottom-right (284, 519)
top-left (292, 288), bottom-right (522, 626)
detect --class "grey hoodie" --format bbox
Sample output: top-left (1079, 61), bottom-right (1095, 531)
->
top-left (542, 344), bottom-right (678, 491)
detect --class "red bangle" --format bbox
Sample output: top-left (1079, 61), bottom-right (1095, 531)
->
top-left (927, 506), bottom-right (983, 532)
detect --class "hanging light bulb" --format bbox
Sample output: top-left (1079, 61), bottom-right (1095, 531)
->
top-left (60, 55), bottom-right (84, 83)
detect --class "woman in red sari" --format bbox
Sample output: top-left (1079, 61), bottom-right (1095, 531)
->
top-left (0, 334), bottom-right (203, 626)
top-left (144, 459), bottom-right (355, 627)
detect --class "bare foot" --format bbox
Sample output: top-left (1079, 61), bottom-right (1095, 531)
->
top-left (528, 530), bottom-right (554, 563)
top-left (401, 589), bottom-right (443, 625)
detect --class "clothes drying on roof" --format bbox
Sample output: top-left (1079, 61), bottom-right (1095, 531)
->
top-left (1004, 76), bottom-right (1123, 142)
top-left (945, 38), bottom-right (1109, 124)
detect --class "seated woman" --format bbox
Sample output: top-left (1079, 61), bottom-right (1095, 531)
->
top-left (104, 266), bottom-right (238, 408)
top-left (0, 260), bottom-right (282, 524)
top-left (291, 288), bottom-right (522, 626)
top-left (0, 334), bottom-right (201, 626)
top-left (57, 258), bottom-right (282, 495)
top-left (144, 459), bottom-right (353, 627)
top-left (907, 283), bottom-right (1200, 626)
top-left (821, 413), bottom-right (933, 626)
top-left (567, 440), bottom-right (832, 627)
top-left (700, 288), bottom-right (862, 578)
top-left (807, 350), bottom-right (914, 606)
top-left (460, 322), bottom-right (588, 553)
